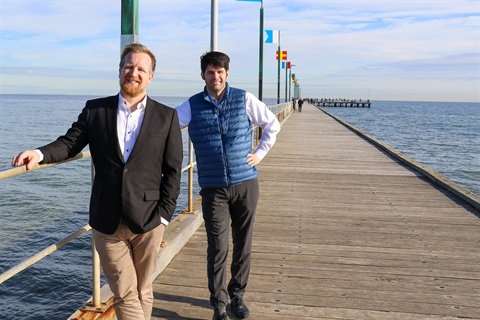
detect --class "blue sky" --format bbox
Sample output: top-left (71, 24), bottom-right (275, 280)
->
top-left (1, 0), bottom-right (479, 102)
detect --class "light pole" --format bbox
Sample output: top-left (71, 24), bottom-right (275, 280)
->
top-left (238, 0), bottom-right (264, 100)
top-left (121, 0), bottom-right (139, 50)
top-left (276, 31), bottom-right (281, 104)
top-left (289, 64), bottom-right (295, 101)
top-left (211, 0), bottom-right (218, 51)
top-left (284, 61), bottom-right (288, 102)
top-left (258, 1), bottom-right (264, 100)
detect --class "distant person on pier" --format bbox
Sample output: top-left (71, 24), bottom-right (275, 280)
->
top-left (292, 97), bottom-right (297, 111)
top-left (11, 43), bottom-right (183, 320)
top-left (176, 51), bottom-right (281, 320)
top-left (298, 98), bottom-right (304, 112)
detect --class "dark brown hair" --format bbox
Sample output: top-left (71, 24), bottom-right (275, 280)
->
top-left (200, 51), bottom-right (230, 73)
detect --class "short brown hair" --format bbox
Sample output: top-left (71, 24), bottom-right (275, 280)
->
top-left (119, 43), bottom-right (156, 73)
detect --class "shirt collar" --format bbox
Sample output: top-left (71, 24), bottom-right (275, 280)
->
top-left (118, 93), bottom-right (148, 111)
top-left (203, 83), bottom-right (230, 106)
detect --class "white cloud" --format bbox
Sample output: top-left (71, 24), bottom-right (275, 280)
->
top-left (1, 0), bottom-right (478, 102)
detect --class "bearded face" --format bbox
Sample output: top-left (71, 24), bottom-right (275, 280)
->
top-left (120, 75), bottom-right (144, 97)
top-left (119, 52), bottom-right (154, 99)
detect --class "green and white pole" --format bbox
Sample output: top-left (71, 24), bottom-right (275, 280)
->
top-left (288, 65), bottom-right (293, 101)
top-left (285, 62), bottom-right (288, 102)
top-left (121, 0), bottom-right (139, 51)
top-left (277, 31), bottom-right (281, 104)
top-left (258, 0), bottom-right (264, 101)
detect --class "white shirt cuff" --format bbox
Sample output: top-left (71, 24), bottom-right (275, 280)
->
top-left (34, 149), bottom-right (44, 163)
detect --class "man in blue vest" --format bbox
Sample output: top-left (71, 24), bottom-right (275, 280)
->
top-left (176, 51), bottom-right (281, 320)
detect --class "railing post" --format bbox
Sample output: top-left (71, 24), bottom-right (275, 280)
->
top-left (92, 238), bottom-right (102, 308)
top-left (82, 159), bottom-right (106, 312)
top-left (91, 158), bottom-right (101, 307)
top-left (81, 233), bottom-right (106, 312)
top-left (181, 138), bottom-right (198, 215)
top-left (188, 140), bottom-right (194, 213)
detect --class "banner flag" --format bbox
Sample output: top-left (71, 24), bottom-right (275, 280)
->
top-left (276, 50), bottom-right (287, 60)
top-left (287, 61), bottom-right (291, 69)
top-left (282, 61), bottom-right (285, 69)
top-left (265, 30), bottom-right (279, 44)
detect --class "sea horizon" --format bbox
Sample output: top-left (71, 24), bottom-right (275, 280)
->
top-left (1, 93), bottom-right (478, 105)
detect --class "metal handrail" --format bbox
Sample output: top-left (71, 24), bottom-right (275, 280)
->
top-left (0, 138), bottom-right (198, 309)
top-left (0, 102), bottom-right (291, 308)
top-left (0, 225), bottom-right (92, 284)
top-left (0, 150), bottom-right (92, 180)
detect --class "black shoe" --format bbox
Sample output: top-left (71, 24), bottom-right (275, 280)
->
top-left (230, 297), bottom-right (250, 319)
top-left (212, 310), bottom-right (228, 320)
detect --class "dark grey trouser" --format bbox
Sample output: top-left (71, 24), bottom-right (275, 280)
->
top-left (200, 178), bottom-right (259, 312)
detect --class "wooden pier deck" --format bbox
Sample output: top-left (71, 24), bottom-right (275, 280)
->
top-left (150, 103), bottom-right (480, 320)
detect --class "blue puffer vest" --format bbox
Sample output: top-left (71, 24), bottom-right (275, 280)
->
top-left (188, 85), bottom-right (258, 188)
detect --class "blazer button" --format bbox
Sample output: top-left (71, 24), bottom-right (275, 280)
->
top-left (124, 168), bottom-right (128, 173)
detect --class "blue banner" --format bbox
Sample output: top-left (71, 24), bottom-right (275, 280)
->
top-left (265, 29), bottom-right (279, 44)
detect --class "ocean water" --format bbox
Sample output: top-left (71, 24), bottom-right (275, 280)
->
top-left (320, 100), bottom-right (480, 196)
top-left (0, 95), bottom-right (478, 319)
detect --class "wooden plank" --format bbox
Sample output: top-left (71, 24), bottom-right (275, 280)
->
top-left (151, 103), bottom-right (480, 320)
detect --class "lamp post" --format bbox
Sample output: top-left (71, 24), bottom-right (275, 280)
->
top-left (276, 31), bottom-right (281, 104)
top-left (284, 61), bottom-right (288, 102)
top-left (237, 0), bottom-right (264, 100)
top-left (289, 64), bottom-right (295, 101)
top-left (258, 1), bottom-right (264, 100)
top-left (121, 0), bottom-right (139, 50)
top-left (211, 0), bottom-right (218, 51)
top-left (294, 80), bottom-right (301, 99)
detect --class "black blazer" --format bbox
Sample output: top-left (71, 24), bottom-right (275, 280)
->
top-left (39, 95), bottom-right (183, 234)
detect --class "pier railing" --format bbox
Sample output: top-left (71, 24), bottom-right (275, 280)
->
top-left (0, 102), bottom-right (292, 314)
top-left (315, 98), bottom-right (371, 108)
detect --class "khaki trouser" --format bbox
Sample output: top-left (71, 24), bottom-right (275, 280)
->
top-left (93, 223), bottom-right (165, 320)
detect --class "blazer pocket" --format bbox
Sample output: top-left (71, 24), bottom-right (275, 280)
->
top-left (144, 189), bottom-right (160, 201)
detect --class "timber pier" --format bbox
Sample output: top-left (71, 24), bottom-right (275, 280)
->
top-left (314, 98), bottom-right (371, 108)
top-left (147, 102), bottom-right (479, 319)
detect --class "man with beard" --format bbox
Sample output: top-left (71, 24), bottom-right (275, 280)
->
top-left (11, 43), bottom-right (183, 320)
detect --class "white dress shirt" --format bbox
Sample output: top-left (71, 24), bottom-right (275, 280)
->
top-left (176, 91), bottom-right (280, 161)
top-left (117, 93), bottom-right (147, 163)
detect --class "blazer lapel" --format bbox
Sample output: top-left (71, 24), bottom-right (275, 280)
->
top-left (106, 95), bottom-right (124, 162)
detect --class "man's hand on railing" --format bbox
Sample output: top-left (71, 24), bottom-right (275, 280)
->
top-left (12, 150), bottom-right (40, 170)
